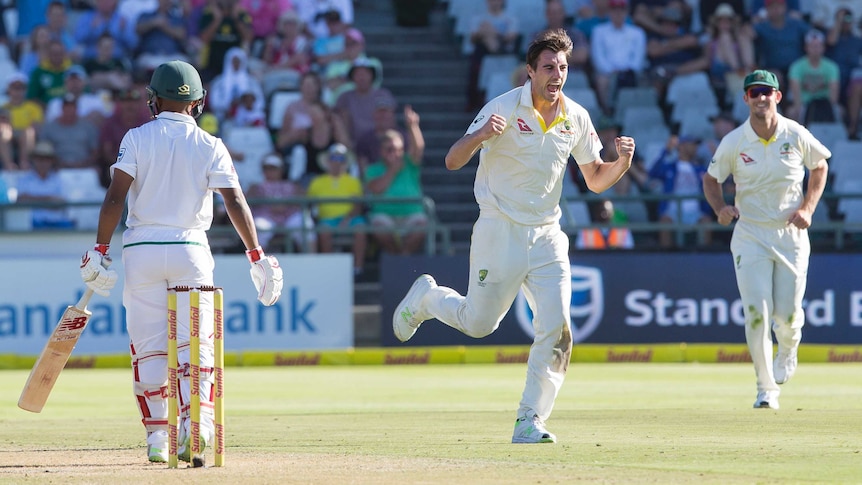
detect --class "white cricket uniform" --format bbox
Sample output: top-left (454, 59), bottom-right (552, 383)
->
top-left (112, 110), bottom-right (240, 436)
top-left (425, 81), bottom-right (602, 421)
top-left (708, 115), bottom-right (830, 396)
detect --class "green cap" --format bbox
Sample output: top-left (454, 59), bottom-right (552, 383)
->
top-left (743, 70), bottom-right (779, 90)
top-left (148, 60), bottom-right (205, 102)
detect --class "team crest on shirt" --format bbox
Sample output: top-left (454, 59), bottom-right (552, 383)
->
top-left (739, 152), bottom-right (756, 165)
top-left (516, 118), bottom-right (534, 134)
top-left (116, 147), bottom-right (125, 163)
top-left (779, 142), bottom-right (796, 159)
top-left (478, 269), bottom-right (488, 286)
top-left (559, 118), bottom-right (575, 136)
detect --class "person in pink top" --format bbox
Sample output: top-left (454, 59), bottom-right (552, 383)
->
top-left (240, 0), bottom-right (294, 55)
top-left (247, 152), bottom-right (316, 252)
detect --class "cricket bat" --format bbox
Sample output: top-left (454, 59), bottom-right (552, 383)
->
top-left (18, 288), bottom-right (96, 413)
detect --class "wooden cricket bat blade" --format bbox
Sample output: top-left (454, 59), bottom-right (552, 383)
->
top-left (18, 289), bottom-right (95, 413)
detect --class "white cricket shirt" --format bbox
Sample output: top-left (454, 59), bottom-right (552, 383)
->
top-left (466, 81), bottom-right (602, 226)
top-left (708, 115), bottom-right (831, 226)
top-left (111, 111), bottom-right (240, 245)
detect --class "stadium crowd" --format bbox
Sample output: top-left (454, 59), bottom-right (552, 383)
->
top-left (0, 0), bottom-right (859, 258)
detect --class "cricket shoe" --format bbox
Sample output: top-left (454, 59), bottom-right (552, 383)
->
top-left (773, 348), bottom-right (798, 385)
top-left (512, 414), bottom-right (557, 443)
top-left (147, 430), bottom-right (169, 463)
top-left (753, 391), bottom-right (780, 410)
top-left (178, 419), bottom-right (213, 465)
top-left (393, 275), bottom-right (436, 342)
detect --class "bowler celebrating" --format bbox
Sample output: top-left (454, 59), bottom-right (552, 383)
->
top-left (393, 29), bottom-right (635, 443)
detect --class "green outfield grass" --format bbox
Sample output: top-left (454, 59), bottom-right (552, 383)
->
top-left (1, 363), bottom-right (861, 484)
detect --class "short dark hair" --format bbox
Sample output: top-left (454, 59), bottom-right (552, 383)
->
top-left (525, 28), bottom-right (573, 70)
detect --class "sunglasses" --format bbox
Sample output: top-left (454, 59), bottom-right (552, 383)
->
top-left (747, 86), bottom-right (775, 98)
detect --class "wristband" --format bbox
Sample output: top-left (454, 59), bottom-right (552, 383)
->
top-left (246, 246), bottom-right (264, 263)
top-left (94, 244), bottom-right (110, 256)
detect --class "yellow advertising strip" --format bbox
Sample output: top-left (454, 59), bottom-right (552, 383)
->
top-left (3, 344), bottom-right (862, 369)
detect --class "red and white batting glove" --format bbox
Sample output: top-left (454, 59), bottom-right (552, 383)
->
top-left (247, 247), bottom-right (283, 306)
top-left (80, 244), bottom-right (118, 297)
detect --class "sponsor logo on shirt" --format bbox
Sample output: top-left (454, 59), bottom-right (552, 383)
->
top-left (516, 118), bottom-right (534, 134)
top-left (739, 152), bottom-right (755, 165)
top-left (472, 115), bottom-right (485, 125)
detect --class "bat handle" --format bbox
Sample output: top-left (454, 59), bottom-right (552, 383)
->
top-left (77, 288), bottom-right (95, 311)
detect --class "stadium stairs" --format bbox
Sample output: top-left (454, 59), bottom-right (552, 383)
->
top-left (351, 0), bottom-right (479, 346)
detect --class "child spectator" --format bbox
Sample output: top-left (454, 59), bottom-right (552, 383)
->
top-left (208, 47), bottom-right (265, 122)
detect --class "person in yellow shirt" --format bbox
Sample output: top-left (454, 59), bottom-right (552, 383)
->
top-left (307, 143), bottom-right (368, 276)
top-left (0, 73), bottom-right (44, 171)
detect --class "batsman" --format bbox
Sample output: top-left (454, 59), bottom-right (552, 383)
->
top-left (80, 60), bottom-right (284, 463)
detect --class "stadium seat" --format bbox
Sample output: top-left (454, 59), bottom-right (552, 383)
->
top-left (665, 72), bottom-right (717, 107)
top-left (223, 126), bottom-right (275, 190)
top-left (267, 90), bottom-right (301, 131)
top-left (836, 178), bottom-right (862, 231)
top-left (808, 122), bottom-right (848, 151)
top-left (671, 100), bottom-right (719, 125)
top-left (827, 140), bottom-right (862, 177)
top-left (262, 69), bottom-right (301, 99)
top-left (622, 106), bottom-right (665, 134)
top-left (485, 71), bottom-right (514, 102)
top-left (678, 111), bottom-right (715, 141)
top-left (613, 86), bottom-right (659, 122)
top-left (564, 86), bottom-right (602, 121)
top-left (567, 70), bottom-right (590, 90)
top-left (58, 168), bottom-right (105, 230)
top-left (478, 54), bottom-right (519, 93)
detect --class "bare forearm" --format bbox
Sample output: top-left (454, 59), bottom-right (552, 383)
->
top-left (444, 133), bottom-right (484, 170)
top-left (801, 161), bottom-right (828, 213)
top-left (583, 158), bottom-right (632, 193)
top-left (221, 189), bottom-right (260, 250)
top-left (702, 174), bottom-right (726, 215)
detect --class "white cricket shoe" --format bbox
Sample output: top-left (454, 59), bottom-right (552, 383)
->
top-left (393, 275), bottom-right (436, 342)
top-left (512, 414), bottom-right (557, 443)
top-left (147, 430), bottom-right (169, 463)
top-left (178, 418), bottom-right (213, 464)
top-left (773, 348), bottom-right (798, 385)
top-left (753, 391), bottom-right (780, 410)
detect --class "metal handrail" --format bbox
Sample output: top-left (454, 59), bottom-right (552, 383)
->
top-left (0, 195), bottom-right (453, 256)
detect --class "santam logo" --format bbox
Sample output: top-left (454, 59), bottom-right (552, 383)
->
top-left (514, 265), bottom-right (603, 343)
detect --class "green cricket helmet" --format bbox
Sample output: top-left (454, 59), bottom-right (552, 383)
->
top-left (147, 60), bottom-right (207, 118)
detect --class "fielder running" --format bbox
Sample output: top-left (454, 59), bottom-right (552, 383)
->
top-left (703, 69), bottom-right (830, 410)
top-left (393, 29), bottom-right (635, 443)
top-left (79, 60), bottom-right (283, 463)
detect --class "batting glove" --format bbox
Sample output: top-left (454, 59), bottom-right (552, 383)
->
top-left (80, 245), bottom-right (118, 297)
top-left (247, 247), bottom-right (283, 306)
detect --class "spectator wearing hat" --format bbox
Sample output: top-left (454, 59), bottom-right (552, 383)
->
top-left (26, 39), bottom-right (72, 105)
top-left (648, 132), bottom-right (715, 248)
top-left (276, 71), bottom-right (351, 183)
top-left (787, 29), bottom-right (840, 123)
top-left (97, 87), bottom-right (150, 188)
top-left (15, 140), bottom-right (74, 228)
top-left (208, 47), bottom-right (266, 123)
top-left (334, 57), bottom-right (397, 145)
top-left (364, 127), bottom-right (427, 256)
top-left (696, 2), bottom-right (755, 101)
top-left (134, 0), bottom-right (191, 72)
top-left (261, 9), bottom-right (313, 75)
top-left (45, 65), bottom-right (113, 127)
top-left (307, 142), bottom-right (368, 276)
top-left (751, 0), bottom-right (809, 91)
top-left (697, 0), bottom-right (746, 29)
top-left (82, 32), bottom-right (134, 92)
top-left (247, 152), bottom-right (316, 252)
top-left (39, 92), bottom-right (100, 170)
top-left (73, 0), bottom-right (138, 62)
top-left (590, 0), bottom-right (648, 112)
top-left (322, 29), bottom-right (382, 105)
top-left (1, 73), bottom-right (44, 172)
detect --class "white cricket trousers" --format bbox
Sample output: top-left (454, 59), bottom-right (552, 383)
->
top-left (123, 243), bottom-right (216, 436)
top-left (730, 220), bottom-right (808, 394)
top-left (423, 214), bottom-right (573, 421)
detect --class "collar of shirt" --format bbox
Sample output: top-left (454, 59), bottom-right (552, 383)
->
top-left (743, 114), bottom-right (786, 145)
top-left (156, 111), bottom-right (197, 125)
top-left (519, 80), bottom-right (568, 132)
